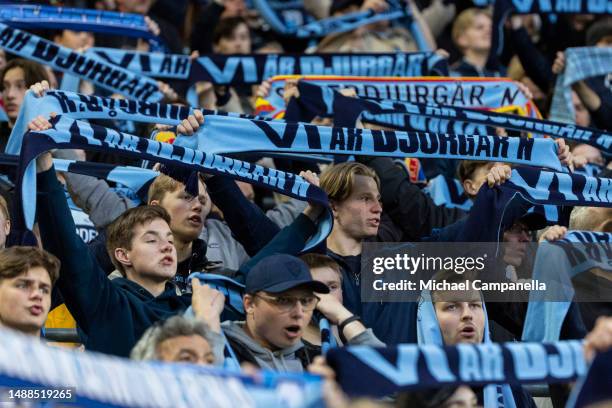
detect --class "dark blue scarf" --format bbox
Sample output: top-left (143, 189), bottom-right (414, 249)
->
top-left (0, 23), bottom-right (163, 103)
top-left (287, 81), bottom-right (611, 154)
top-left (326, 340), bottom-right (586, 397)
top-left (0, 4), bottom-right (165, 51)
top-left (486, 0), bottom-right (612, 70)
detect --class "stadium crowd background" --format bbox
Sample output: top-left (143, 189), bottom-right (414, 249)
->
top-left (0, 0), bottom-right (611, 407)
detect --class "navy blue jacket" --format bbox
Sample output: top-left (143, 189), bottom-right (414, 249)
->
top-left (37, 167), bottom-right (318, 357)
top-left (328, 251), bottom-right (418, 345)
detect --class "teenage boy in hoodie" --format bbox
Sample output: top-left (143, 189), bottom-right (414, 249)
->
top-left (33, 150), bottom-right (325, 357)
top-left (423, 271), bottom-right (537, 407)
top-left (223, 254), bottom-right (383, 372)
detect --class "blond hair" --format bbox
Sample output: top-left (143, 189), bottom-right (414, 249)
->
top-left (452, 8), bottom-right (492, 49)
top-left (320, 162), bottom-right (380, 203)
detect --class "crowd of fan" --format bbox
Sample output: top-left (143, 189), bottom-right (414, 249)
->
top-left (0, 0), bottom-right (611, 407)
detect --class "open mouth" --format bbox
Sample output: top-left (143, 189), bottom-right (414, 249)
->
top-left (160, 256), bottom-right (174, 265)
top-left (459, 326), bottom-right (476, 338)
top-left (29, 305), bottom-right (43, 316)
top-left (187, 215), bottom-right (202, 226)
top-left (284, 325), bottom-right (302, 339)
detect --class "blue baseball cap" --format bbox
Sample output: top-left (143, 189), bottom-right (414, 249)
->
top-left (246, 254), bottom-right (330, 294)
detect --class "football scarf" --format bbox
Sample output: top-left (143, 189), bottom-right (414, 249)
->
top-left (522, 231), bottom-right (612, 342)
top-left (16, 114), bottom-right (332, 252)
top-left (0, 326), bottom-right (324, 408)
top-left (254, 0), bottom-right (405, 37)
top-left (5, 90), bottom-right (272, 154)
top-left (487, 0), bottom-right (612, 70)
top-left (0, 23), bottom-right (163, 103)
top-left (256, 75), bottom-right (537, 119)
top-left (288, 81), bottom-right (611, 154)
top-left (452, 167), bottom-right (611, 244)
top-left (425, 174), bottom-right (473, 211)
top-left (180, 114), bottom-right (563, 170)
top-left (0, 4), bottom-right (165, 51)
top-left (189, 52), bottom-right (448, 85)
top-left (550, 47), bottom-right (612, 124)
top-left (326, 339), bottom-right (586, 398)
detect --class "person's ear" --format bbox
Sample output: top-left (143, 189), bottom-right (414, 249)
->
top-left (455, 33), bottom-right (469, 51)
top-left (462, 179), bottom-right (478, 197)
top-left (114, 248), bottom-right (132, 267)
top-left (329, 200), bottom-right (339, 217)
top-left (149, 199), bottom-right (159, 206)
top-left (244, 294), bottom-right (255, 314)
top-left (3, 218), bottom-right (10, 236)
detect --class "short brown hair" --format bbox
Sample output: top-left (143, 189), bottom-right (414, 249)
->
top-left (106, 206), bottom-right (171, 275)
top-left (320, 162), bottom-right (380, 203)
top-left (0, 195), bottom-right (8, 220)
top-left (0, 58), bottom-right (49, 91)
top-left (0, 246), bottom-right (60, 285)
top-left (147, 174), bottom-right (183, 204)
top-left (300, 253), bottom-right (343, 282)
top-left (213, 17), bottom-right (248, 45)
top-left (457, 160), bottom-right (489, 183)
top-left (451, 8), bottom-right (492, 49)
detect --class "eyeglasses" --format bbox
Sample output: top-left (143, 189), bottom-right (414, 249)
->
top-left (255, 294), bottom-right (319, 313)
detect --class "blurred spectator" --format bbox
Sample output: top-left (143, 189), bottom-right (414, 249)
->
top-left (0, 246), bottom-right (60, 337)
top-left (0, 59), bottom-right (49, 150)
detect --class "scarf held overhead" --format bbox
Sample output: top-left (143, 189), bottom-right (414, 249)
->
top-left (550, 47), bottom-right (612, 124)
top-left (0, 4), bottom-right (164, 51)
top-left (487, 0), bottom-right (612, 70)
top-left (256, 76), bottom-right (536, 118)
top-left (5, 90), bottom-right (272, 154)
top-left (17, 114), bottom-right (331, 253)
top-left (0, 23), bottom-right (163, 103)
top-left (288, 82), bottom-right (610, 153)
top-left (189, 52), bottom-right (448, 85)
top-left (181, 114), bottom-right (562, 170)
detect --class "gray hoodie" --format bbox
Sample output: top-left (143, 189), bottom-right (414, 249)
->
top-left (222, 321), bottom-right (306, 372)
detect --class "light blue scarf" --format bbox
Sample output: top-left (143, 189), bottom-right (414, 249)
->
top-left (17, 114), bottom-right (332, 252)
top-left (550, 47), bottom-right (612, 123)
top-left (522, 231), bottom-right (612, 342)
top-left (178, 114), bottom-right (563, 170)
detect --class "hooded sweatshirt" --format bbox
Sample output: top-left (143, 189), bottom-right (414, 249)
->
top-left (222, 321), bottom-right (310, 372)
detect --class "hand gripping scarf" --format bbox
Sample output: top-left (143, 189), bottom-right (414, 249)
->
top-left (522, 231), bottom-right (612, 342)
top-left (254, 0), bottom-right (407, 37)
top-left (15, 110), bottom-right (332, 252)
top-left (0, 4), bottom-right (165, 51)
top-left (326, 338), bottom-right (586, 401)
top-left (256, 75), bottom-right (538, 119)
top-left (0, 326), bottom-right (324, 408)
top-left (0, 23), bottom-right (163, 103)
top-left (449, 167), bottom-right (612, 244)
top-left (177, 114), bottom-right (563, 170)
top-left (5, 90), bottom-right (274, 154)
top-left (287, 81), bottom-right (611, 154)
top-left (550, 47), bottom-right (612, 124)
